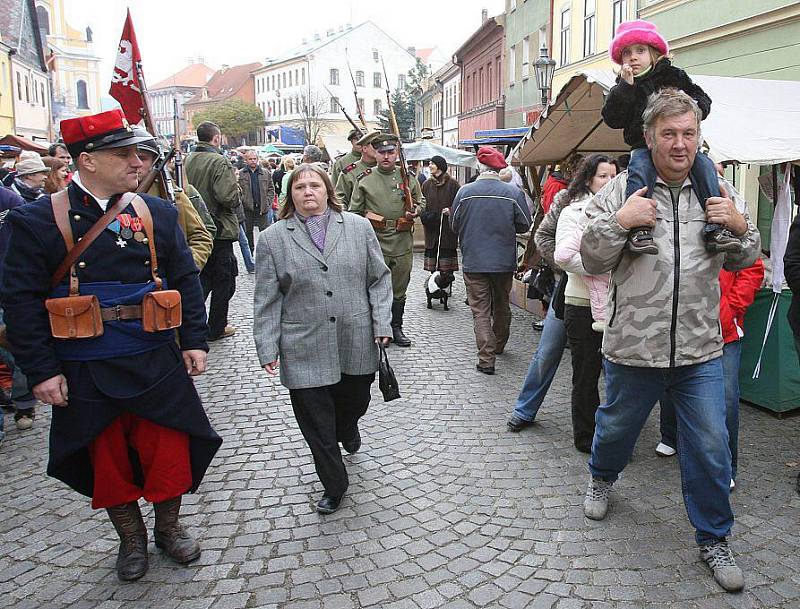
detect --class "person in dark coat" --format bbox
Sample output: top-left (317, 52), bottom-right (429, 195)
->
top-left (0, 109), bottom-right (221, 582)
top-left (420, 155), bottom-right (459, 276)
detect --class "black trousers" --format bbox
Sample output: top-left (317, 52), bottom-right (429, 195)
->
top-left (200, 239), bottom-right (235, 339)
top-left (564, 304), bottom-right (603, 451)
top-left (244, 208), bottom-right (268, 251)
top-left (289, 373), bottom-right (375, 498)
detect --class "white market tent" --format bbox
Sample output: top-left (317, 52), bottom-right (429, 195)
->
top-left (402, 140), bottom-right (479, 169)
top-left (513, 70), bottom-right (800, 167)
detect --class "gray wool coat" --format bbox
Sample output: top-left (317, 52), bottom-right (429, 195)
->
top-left (253, 210), bottom-right (393, 389)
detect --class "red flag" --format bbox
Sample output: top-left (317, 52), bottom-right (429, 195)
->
top-left (109, 9), bottom-right (144, 124)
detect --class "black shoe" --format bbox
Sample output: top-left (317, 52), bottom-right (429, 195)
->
top-left (316, 494), bottom-right (343, 514)
top-left (507, 415), bottom-right (534, 432)
top-left (476, 364), bottom-right (495, 375)
top-left (342, 430), bottom-right (361, 454)
top-left (705, 228), bottom-right (743, 253)
top-left (575, 443), bottom-right (592, 454)
top-left (627, 227), bottom-right (659, 255)
top-left (391, 326), bottom-right (412, 347)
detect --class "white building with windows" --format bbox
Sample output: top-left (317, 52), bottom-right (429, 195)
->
top-left (252, 21), bottom-right (417, 154)
top-left (439, 62), bottom-right (460, 149)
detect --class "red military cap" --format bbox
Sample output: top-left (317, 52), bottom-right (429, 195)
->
top-left (60, 109), bottom-right (152, 157)
top-left (476, 146), bottom-right (507, 170)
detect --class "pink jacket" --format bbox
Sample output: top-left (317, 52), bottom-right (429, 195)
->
top-left (559, 230), bottom-right (609, 321)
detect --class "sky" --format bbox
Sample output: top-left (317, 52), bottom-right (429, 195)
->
top-left (66, 0), bottom-right (505, 88)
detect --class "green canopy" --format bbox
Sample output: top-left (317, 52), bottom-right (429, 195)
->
top-left (259, 144), bottom-right (284, 155)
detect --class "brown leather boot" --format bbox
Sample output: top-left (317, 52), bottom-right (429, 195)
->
top-left (106, 502), bottom-right (148, 581)
top-left (153, 496), bottom-right (201, 564)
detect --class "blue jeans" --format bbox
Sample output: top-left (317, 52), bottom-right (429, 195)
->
top-left (512, 303), bottom-right (567, 422)
top-left (660, 340), bottom-right (741, 480)
top-left (626, 148), bottom-right (721, 233)
top-left (590, 358), bottom-right (733, 546)
top-left (237, 224), bottom-right (255, 273)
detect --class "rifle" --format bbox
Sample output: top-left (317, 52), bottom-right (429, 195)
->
top-left (380, 58), bottom-right (414, 214)
top-left (137, 147), bottom-right (176, 197)
top-left (323, 85), bottom-right (363, 138)
top-left (172, 98), bottom-right (185, 192)
top-left (345, 58), bottom-right (368, 129)
top-left (134, 59), bottom-right (175, 203)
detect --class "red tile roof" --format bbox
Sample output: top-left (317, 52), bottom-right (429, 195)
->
top-left (185, 62), bottom-right (262, 105)
top-left (151, 63), bottom-right (216, 90)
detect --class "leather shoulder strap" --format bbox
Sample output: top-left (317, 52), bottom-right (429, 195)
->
top-left (129, 195), bottom-right (162, 289)
top-left (50, 192), bottom-right (138, 292)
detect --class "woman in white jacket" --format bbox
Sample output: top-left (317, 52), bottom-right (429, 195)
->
top-left (553, 154), bottom-right (618, 453)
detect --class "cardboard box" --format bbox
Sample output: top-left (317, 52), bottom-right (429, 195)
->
top-left (510, 278), bottom-right (544, 317)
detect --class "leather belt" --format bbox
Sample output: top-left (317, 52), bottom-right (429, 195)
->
top-left (100, 304), bottom-right (143, 322)
top-left (383, 218), bottom-right (398, 229)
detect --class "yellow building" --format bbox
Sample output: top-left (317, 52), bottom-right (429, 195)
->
top-left (550, 0), bottom-right (635, 95)
top-left (35, 0), bottom-right (102, 124)
top-left (0, 35), bottom-right (14, 136)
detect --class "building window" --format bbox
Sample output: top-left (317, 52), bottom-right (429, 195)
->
top-left (583, 0), bottom-right (596, 58)
top-left (560, 7), bottom-right (571, 66)
top-left (330, 68), bottom-right (339, 85)
top-left (36, 6), bottom-right (50, 35)
top-left (612, 0), bottom-right (629, 35)
top-left (288, 71), bottom-right (292, 87)
top-left (281, 73), bottom-right (286, 88)
top-left (330, 97), bottom-right (340, 113)
top-left (522, 36), bottom-right (530, 79)
top-left (271, 75), bottom-right (275, 89)
top-left (356, 71), bottom-right (364, 87)
top-left (373, 99), bottom-right (381, 115)
top-left (301, 67), bottom-right (306, 85)
top-left (398, 74), bottom-right (406, 89)
top-left (508, 45), bottom-right (516, 86)
top-left (372, 50), bottom-right (379, 61)
top-left (373, 72), bottom-right (382, 88)
top-left (358, 98), bottom-right (365, 114)
top-left (24, 75), bottom-right (30, 103)
top-left (295, 69), bottom-right (299, 86)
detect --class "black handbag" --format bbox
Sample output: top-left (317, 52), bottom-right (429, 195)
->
top-left (552, 272), bottom-right (568, 320)
top-left (378, 343), bottom-right (401, 402)
top-left (528, 264), bottom-right (555, 302)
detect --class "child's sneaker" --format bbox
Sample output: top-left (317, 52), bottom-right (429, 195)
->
top-left (627, 228), bottom-right (659, 255)
top-left (705, 227), bottom-right (743, 253)
top-left (591, 321), bottom-right (605, 333)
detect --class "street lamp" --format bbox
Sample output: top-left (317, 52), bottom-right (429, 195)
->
top-left (533, 42), bottom-right (556, 107)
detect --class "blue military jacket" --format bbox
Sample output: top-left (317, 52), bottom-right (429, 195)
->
top-left (0, 181), bottom-right (220, 498)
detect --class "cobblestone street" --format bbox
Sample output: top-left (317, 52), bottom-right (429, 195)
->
top-left (2, 253), bottom-right (799, 609)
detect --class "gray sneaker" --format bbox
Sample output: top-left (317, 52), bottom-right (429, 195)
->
top-left (584, 476), bottom-right (613, 520)
top-left (700, 541), bottom-right (744, 592)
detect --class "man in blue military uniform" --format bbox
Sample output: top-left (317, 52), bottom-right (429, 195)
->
top-left (0, 109), bottom-right (221, 582)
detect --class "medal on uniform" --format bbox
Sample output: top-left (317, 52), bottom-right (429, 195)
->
top-left (118, 214), bottom-right (133, 239)
top-left (131, 217), bottom-right (144, 242)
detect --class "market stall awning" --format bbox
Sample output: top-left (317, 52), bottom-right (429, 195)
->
top-left (0, 134), bottom-right (48, 154)
top-left (513, 70), bottom-right (800, 166)
top-left (402, 140), bottom-right (479, 169)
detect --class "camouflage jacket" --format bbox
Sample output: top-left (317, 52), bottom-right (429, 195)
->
top-left (581, 173), bottom-right (760, 368)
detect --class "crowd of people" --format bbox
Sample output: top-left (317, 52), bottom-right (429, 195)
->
top-left (0, 18), bottom-right (798, 596)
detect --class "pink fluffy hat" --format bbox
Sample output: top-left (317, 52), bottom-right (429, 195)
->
top-left (609, 20), bottom-right (669, 65)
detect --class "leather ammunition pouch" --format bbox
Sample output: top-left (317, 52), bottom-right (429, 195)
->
top-left (366, 211), bottom-right (414, 232)
top-left (45, 294), bottom-right (104, 339)
top-left (142, 289), bottom-right (182, 332)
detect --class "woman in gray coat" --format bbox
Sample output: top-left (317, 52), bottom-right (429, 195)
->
top-left (253, 163), bottom-right (393, 514)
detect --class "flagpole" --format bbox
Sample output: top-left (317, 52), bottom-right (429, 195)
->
top-left (130, 28), bottom-right (173, 202)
